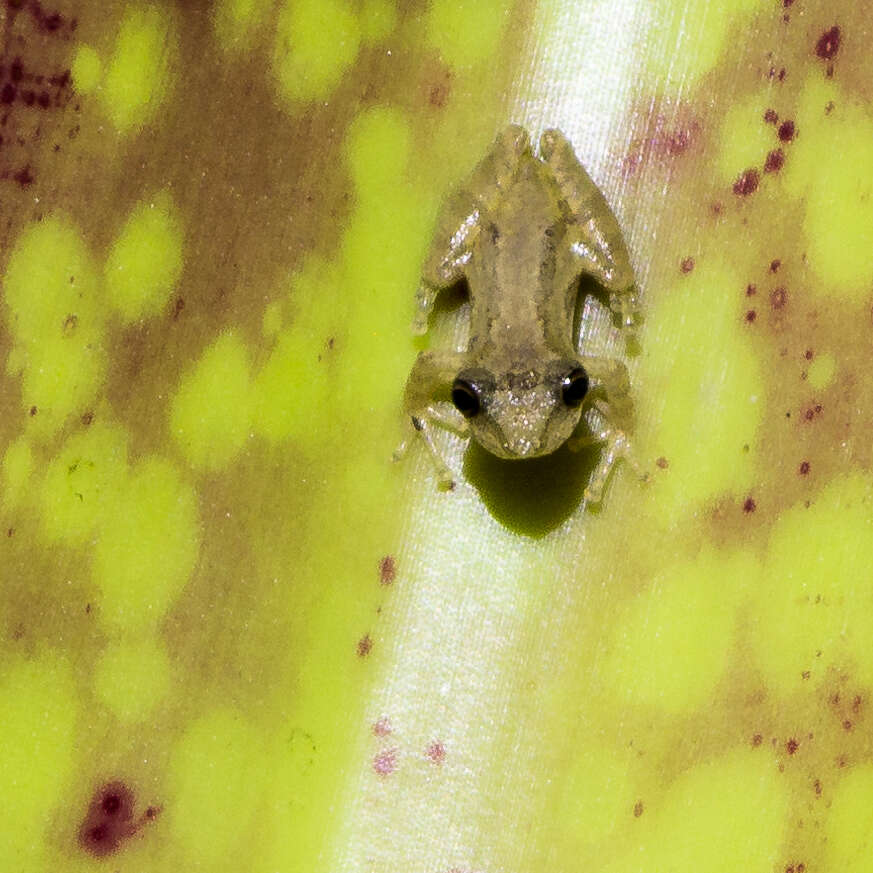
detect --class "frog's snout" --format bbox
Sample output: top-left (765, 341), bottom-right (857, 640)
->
top-left (500, 432), bottom-right (542, 458)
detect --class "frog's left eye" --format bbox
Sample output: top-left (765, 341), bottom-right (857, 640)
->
top-left (452, 378), bottom-right (481, 418)
top-left (561, 366), bottom-right (589, 407)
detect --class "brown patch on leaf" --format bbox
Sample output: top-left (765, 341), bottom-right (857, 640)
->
top-left (764, 148), bottom-right (785, 173)
top-left (733, 168), bottom-right (759, 196)
top-left (357, 633), bottom-right (372, 657)
top-left (815, 26), bottom-right (841, 61)
top-left (379, 555), bottom-right (396, 585)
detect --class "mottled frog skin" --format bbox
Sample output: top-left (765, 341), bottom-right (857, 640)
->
top-left (401, 125), bottom-right (641, 501)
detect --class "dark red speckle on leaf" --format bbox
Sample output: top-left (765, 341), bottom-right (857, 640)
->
top-left (746, 283), bottom-right (757, 297)
top-left (379, 555), bottom-right (396, 585)
top-left (14, 165), bottom-right (34, 187)
top-left (783, 0), bottom-right (794, 6)
top-left (799, 460), bottom-right (810, 475)
top-left (357, 634), bottom-right (372, 657)
top-left (372, 717), bottom-right (391, 737)
top-left (680, 256), bottom-right (694, 274)
top-left (778, 120), bottom-right (795, 142)
top-left (733, 168), bottom-right (759, 196)
top-left (633, 800), bottom-right (644, 817)
top-left (751, 733), bottom-right (763, 746)
top-left (743, 497), bottom-right (756, 513)
top-left (786, 738), bottom-right (799, 755)
top-left (78, 782), bottom-right (155, 858)
top-left (816, 26), bottom-right (841, 61)
top-left (373, 748), bottom-right (397, 776)
top-left (1, 83), bottom-right (15, 104)
top-left (426, 740), bottom-right (445, 764)
top-left (745, 310), bottom-right (757, 323)
top-left (765, 149), bottom-right (785, 173)
top-left (764, 108), bottom-right (778, 124)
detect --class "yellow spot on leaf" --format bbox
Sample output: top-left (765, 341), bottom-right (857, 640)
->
top-left (104, 190), bottom-right (184, 323)
top-left (39, 421), bottom-right (129, 545)
top-left (640, 0), bottom-right (759, 93)
top-left (344, 105), bottom-right (411, 199)
top-left (70, 44), bottom-right (102, 95)
top-left (101, 4), bottom-right (177, 133)
top-left (556, 743), bottom-right (634, 847)
top-left (360, 0), bottom-right (397, 43)
top-left (1, 437), bottom-right (33, 510)
top-left (0, 656), bottom-right (78, 868)
top-left (253, 325), bottom-right (330, 448)
top-left (167, 709), bottom-right (266, 868)
top-left (807, 352), bottom-right (836, 390)
top-left (716, 94), bottom-right (776, 186)
top-left (272, 0), bottom-right (361, 104)
top-left (262, 300), bottom-right (283, 337)
top-left (637, 259), bottom-right (763, 512)
top-left (604, 548), bottom-right (756, 714)
top-left (93, 636), bottom-right (171, 722)
top-left (92, 456), bottom-right (200, 631)
top-left (213, 0), bottom-right (271, 51)
top-left (825, 764), bottom-right (873, 870)
top-left (2, 216), bottom-right (105, 437)
top-left (171, 331), bottom-right (253, 470)
top-left (605, 749), bottom-right (787, 873)
top-left (753, 474), bottom-right (873, 692)
top-left (426, 0), bottom-right (512, 70)
top-left (784, 75), bottom-right (873, 301)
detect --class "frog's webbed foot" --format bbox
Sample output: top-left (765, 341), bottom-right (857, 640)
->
top-left (396, 350), bottom-right (470, 488)
top-left (414, 126), bottom-right (531, 334)
top-left (539, 128), bottom-right (639, 332)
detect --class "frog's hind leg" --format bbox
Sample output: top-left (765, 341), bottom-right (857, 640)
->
top-left (415, 126), bottom-right (531, 335)
top-left (396, 350), bottom-right (470, 489)
top-left (539, 129), bottom-right (638, 330)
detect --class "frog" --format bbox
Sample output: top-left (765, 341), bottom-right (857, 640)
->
top-left (398, 124), bottom-right (643, 502)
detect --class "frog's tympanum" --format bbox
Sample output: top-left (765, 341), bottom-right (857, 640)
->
top-left (400, 125), bottom-right (642, 502)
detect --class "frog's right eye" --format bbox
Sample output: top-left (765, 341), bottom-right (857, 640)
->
top-left (451, 378), bottom-right (481, 418)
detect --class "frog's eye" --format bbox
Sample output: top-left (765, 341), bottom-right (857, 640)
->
top-left (451, 378), bottom-right (482, 418)
top-left (561, 366), bottom-right (589, 407)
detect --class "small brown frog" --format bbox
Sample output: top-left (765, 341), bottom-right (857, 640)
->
top-left (399, 125), bottom-right (642, 502)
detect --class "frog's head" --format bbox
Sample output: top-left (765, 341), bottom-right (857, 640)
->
top-left (451, 361), bottom-right (589, 459)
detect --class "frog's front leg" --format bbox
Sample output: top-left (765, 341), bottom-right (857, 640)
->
top-left (397, 350), bottom-right (470, 488)
top-left (568, 355), bottom-right (646, 501)
top-left (414, 125), bottom-right (531, 334)
top-left (539, 129), bottom-right (638, 330)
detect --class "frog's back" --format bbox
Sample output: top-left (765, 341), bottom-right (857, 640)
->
top-left (466, 150), bottom-right (572, 360)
